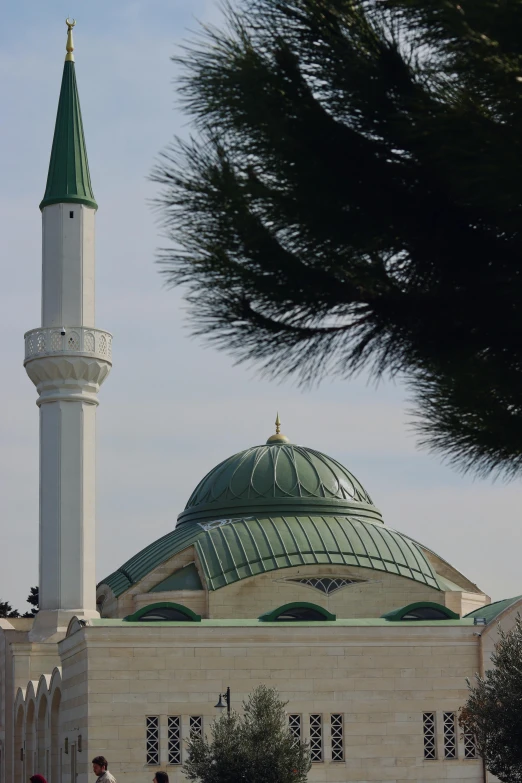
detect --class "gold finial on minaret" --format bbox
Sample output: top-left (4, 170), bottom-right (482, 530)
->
top-left (266, 412), bottom-right (290, 445)
top-left (65, 18), bottom-right (76, 62)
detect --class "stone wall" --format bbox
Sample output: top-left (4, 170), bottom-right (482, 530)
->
top-left (61, 621), bottom-right (485, 783)
top-left (207, 565), bottom-right (472, 619)
top-left (105, 559), bottom-right (487, 622)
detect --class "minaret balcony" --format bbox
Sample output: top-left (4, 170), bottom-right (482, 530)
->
top-left (24, 326), bottom-right (112, 404)
top-left (24, 326), bottom-right (112, 364)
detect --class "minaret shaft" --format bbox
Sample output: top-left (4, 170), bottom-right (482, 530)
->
top-left (24, 22), bottom-right (111, 641)
top-left (39, 400), bottom-right (96, 611)
top-left (42, 203), bottom-right (95, 327)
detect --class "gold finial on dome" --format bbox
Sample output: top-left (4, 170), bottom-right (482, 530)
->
top-left (65, 18), bottom-right (76, 62)
top-left (266, 412), bottom-right (290, 444)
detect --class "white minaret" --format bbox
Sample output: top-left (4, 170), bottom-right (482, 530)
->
top-left (24, 20), bottom-right (111, 641)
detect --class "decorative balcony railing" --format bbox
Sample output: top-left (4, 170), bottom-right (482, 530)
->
top-left (24, 326), bottom-right (113, 363)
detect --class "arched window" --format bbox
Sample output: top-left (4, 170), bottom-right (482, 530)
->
top-left (14, 705), bottom-right (24, 783)
top-left (259, 602), bottom-right (336, 622)
top-left (50, 688), bottom-right (61, 783)
top-left (382, 602), bottom-right (459, 622)
top-left (25, 701), bottom-right (35, 779)
top-left (124, 602), bottom-right (201, 622)
top-left (37, 694), bottom-right (48, 778)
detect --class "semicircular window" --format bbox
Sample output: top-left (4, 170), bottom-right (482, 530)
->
top-left (139, 607), bottom-right (193, 621)
top-left (287, 577), bottom-right (364, 595)
top-left (401, 607), bottom-right (450, 620)
top-left (276, 606), bottom-right (328, 621)
top-left (382, 602), bottom-right (459, 622)
top-left (124, 602), bottom-right (201, 622)
top-left (260, 602), bottom-right (336, 622)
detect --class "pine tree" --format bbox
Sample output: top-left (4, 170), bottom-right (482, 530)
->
top-left (460, 615), bottom-right (522, 782)
top-left (0, 587), bottom-right (39, 619)
top-left (183, 685), bottom-right (311, 783)
top-left (0, 601), bottom-right (20, 619)
top-left (22, 586), bottom-right (39, 618)
top-left (154, 0), bottom-right (522, 477)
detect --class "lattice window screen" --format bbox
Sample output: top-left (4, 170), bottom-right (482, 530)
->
top-left (146, 716), bottom-right (160, 765)
top-left (443, 712), bottom-right (457, 759)
top-left (288, 715), bottom-right (301, 745)
top-left (168, 716), bottom-right (182, 765)
top-left (463, 729), bottom-right (477, 759)
top-left (51, 332), bottom-right (62, 351)
top-left (330, 714), bottom-right (344, 761)
top-left (288, 577), bottom-right (361, 594)
top-left (67, 332), bottom-right (80, 350)
top-left (84, 332), bottom-right (95, 352)
top-left (422, 712), bottom-right (437, 759)
top-left (309, 714), bottom-right (323, 762)
top-left (190, 716), bottom-right (203, 738)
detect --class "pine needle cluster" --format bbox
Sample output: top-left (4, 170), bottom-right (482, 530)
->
top-left (153, 0), bottom-right (522, 477)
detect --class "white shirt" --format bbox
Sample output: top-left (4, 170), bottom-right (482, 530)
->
top-left (97, 772), bottom-right (117, 783)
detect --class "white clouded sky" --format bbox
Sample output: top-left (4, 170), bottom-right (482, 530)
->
top-left (0, 1), bottom-right (520, 613)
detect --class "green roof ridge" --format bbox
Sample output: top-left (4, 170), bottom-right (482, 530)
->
top-left (40, 59), bottom-right (97, 210)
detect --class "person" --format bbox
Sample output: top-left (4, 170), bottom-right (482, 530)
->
top-left (154, 774), bottom-right (169, 783)
top-left (92, 756), bottom-right (117, 782)
top-left (30, 776), bottom-right (48, 783)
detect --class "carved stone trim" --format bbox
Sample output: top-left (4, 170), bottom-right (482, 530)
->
top-left (24, 326), bottom-right (112, 364)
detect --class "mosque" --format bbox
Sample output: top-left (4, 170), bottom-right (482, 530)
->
top-left (1, 19), bottom-right (521, 783)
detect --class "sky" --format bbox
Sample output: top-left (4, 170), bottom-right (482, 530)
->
top-left (0, 0), bottom-right (520, 613)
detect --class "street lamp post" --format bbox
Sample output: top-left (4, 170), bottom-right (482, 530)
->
top-left (214, 686), bottom-right (231, 716)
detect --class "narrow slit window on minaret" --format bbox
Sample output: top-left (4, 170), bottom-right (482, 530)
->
top-left (69, 211), bottom-right (74, 218)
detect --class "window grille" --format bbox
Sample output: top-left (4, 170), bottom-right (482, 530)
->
top-left (463, 729), bottom-right (477, 759)
top-left (309, 714), bottom-right (323, 762)
top-left (288, 715), bottom-right (301, 745)
top-left (146, 716), bottom-right (160, 765)
top-left (330, 714), bottom-right (344, 761)
top-left (422, 712), bottom-right (437, 759)
top-left (288, 577), bottom-right (361, 595)
top-left (168, 716), bottom-right (182, 765)
top-left (443, 712), bottom-right (457, 759)
top-left (190, 716), bottom-right (203, 738)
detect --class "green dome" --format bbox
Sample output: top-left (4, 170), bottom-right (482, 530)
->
top-left (177, 443), bottom-right (381, 527)
top-left (100, 440), bottom-right (442, 598)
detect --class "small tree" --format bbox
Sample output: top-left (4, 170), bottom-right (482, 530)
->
top-left (184, 685), bottom-right (311, 783)
top-left (460, 615), bottom-right (522, 782)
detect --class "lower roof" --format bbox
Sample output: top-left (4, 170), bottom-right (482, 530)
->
top-left (81, 617), bottom-right (474, 630)
top-left (465, 595), bottom-right (522, 624)
top-left (99, 514), bottom-right (440, 597)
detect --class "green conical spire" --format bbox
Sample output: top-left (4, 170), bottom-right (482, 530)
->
top-left (40, 20), bottom-right (97, 211)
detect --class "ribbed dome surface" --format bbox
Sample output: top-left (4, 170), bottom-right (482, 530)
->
top-left (177, 443), bottom-right (379, 527)
top-left (100, 441), bottom-right (446, 597)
